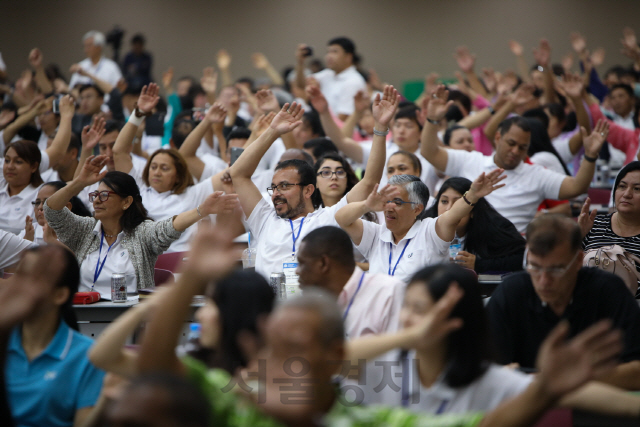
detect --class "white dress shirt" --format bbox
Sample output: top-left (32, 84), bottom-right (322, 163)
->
top-left (313, 66), bottom-right (367, 116)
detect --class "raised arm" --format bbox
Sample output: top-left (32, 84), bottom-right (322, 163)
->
top-left (558, 120), bottom-right (609, 199)
top-left (556, 72), bottom-right (591, 155)
top-left (341, 91), bottom-right (368, 138)
top-left (200, 67), bottom-right (218, 106)
top-left (113, 84), bottom-right (159, 174)
top-left (335, 184), bottom-right (399, 245)
top-left (48, 155), bottom-right (108, 210)
top-left (509, 40), bottom-right (532, 84)
top-left (138, 226), bottom-right (240, 375)
top-left (294, 44), bottom-right (309, 91)
top-left (307, 83), bottom-right (364, 163)
top-left (69, 64), bottom-right (113, 95)
top-left (171, 191), bottom-right (239, 232)
top-left (533, 39), bottom-right (558, 104)
top-left (252, 52), bottom-right (285, 86)
top-left (45, 95), bottom-right (75, 168)
top-left (2, 98), bottom-right (48, 144)
top-left (435, 169), bottom-right (505, 242)
top-left (420, 85), bottom-right (453, 171)
top-left (74, 117), bottom-right (106, 180)
top-left (229, 103), bottom-right (304, 217)
top-left (178, 103), bottom-right (227, 180)
top-left (454, 46), bottom-right (489, 99)
top-left (28, 48), bottom-right (53, 95)
top-left (216, 49), bottom-right (232, 87)
top-left (483, 83), bottom-right (536, 144)
top-left (347, 85), bottom-right (400, 202)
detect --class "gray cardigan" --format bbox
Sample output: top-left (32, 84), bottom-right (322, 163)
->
top-left (44, 203), bottom-right (182, 289)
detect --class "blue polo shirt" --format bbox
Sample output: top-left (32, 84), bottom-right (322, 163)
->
top-left (5, 320), bottom-right (105, 427)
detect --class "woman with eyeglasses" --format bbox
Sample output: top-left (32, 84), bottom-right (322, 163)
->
top-left (424, 177), bottom-right (526, 274)
top-left (43, 155), bottom-right (239, 299)
top-left (19, 181), bottom-right (91, 245)
top-left (336, 169), bottom-right (505, 283)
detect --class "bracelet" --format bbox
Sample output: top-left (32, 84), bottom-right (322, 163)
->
top-left (133, 102), bottom-right (153, 118)
top-left (373, 127), bottom-right (389, 136)
top-left (128, 111), bottom-right (145, 127)
top-left (196, 205), bottom-right (203, 217)
top-left (462, 191), bottom-right (476, 206)
top-left (583, 154), bottom-right (598, 163)
top-left (426, 117), bottom-right (440, 125)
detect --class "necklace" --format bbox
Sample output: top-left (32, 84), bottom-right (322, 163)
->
top-left (104, 234), bottom-right (116, 238)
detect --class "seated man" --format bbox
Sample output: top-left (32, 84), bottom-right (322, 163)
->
top-left (422, 85), bottom-right (608, 233)
top-left (487, 214), bottom-right (640, 389)
top-left (68, 30), bottom-right (123, 90)
top-left (296, 226), bottom-right (405, 338)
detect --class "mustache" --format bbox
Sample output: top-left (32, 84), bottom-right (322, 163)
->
top-left (273, 197), bottom-right (287, 204)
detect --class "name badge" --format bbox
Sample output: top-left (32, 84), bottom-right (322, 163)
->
top-left (283, 255), bottom-right (300, 297)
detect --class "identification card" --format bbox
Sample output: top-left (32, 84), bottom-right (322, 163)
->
top-left (283, 255), bottom-right (300, 297)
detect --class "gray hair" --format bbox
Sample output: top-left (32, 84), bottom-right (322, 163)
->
top-left (388, 174), bottom-right (430, 219)
top-left (83, 31), bottom-right (106, 47)
top-left (279, 287), bottom-right (344, 345)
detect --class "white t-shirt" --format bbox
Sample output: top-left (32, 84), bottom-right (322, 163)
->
top-left (68, 57), bottom-right (123, 89)
top-left (444, 149), bottom-right (565, 233)
top-left (0, 229), bottom-right (35, 269)
top-left (529, 151), bottom-right (566, 174)
top-left (0, 152), bottom-right (50, 234)
top-left (313, 66), bottom-right (367, 116)
top-left (357, 217), bottom-right (449, 284)
top-left (362, 351), bottom-right (532, 414)
top-left (79, 222), bottom-right (136, 300)
top-left (245, 195), bottom-right (349, 279)
top-left (551, 129), bottom-right (579, 166)
top-left (199, 154), bottom-right (228, 182)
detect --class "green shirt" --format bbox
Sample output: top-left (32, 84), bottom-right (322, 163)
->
top-left (183, 356), bottom-right (483, 427)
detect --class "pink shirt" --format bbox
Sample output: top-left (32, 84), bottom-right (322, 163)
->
top-left (471, 96), bottom-right (494, 156)
top-left (337, 266), bottom-right (406, 339)
top-left (589, 103), bottom-right (639, 165)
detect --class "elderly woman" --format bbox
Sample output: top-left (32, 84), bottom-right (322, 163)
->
top-left (44, 155), bottom-right (238, 299)
top-left (336, 169), bottom-right (504, 283)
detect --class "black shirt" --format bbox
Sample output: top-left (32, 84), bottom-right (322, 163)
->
top-left (486, 268), bottom-right (640, 368)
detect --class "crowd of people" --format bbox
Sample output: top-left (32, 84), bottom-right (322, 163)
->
top-left (2, 24), bottom-right (640, 426)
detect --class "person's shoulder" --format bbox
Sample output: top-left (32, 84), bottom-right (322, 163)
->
top-left (494, 271), bottom-right (533, 298)
top-left (578, 267), bottom-right (628, 292)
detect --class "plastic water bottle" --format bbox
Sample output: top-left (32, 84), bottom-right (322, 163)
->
top-left (449, 237), bottom-right (462, 263)
top-left (181, 323), bottom-right (201, 355)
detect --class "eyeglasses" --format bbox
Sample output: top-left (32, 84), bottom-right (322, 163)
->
top-left (523, 249), bottom-right (580, 278)
top-left (266, 183), bottom-right (304, 196)
top-left (31, 198), bottom-right (47, 208)
top-left (88, 191), bottom-right (117, 203)
top-left (317, 169), bottom-right (347, 179)
top-left (387, 198), bottom-right (418, 207)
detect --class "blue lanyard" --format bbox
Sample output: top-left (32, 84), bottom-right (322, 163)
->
top-left (342, 272), bottom-right (365, 321)
top-left (288, 218), bottom-right (305, 254)
top-left (388, 239), bottom-right (411, 276)
top-left (93, 231), bottom-right (115, 290)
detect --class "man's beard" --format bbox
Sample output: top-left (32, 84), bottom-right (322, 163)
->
top-left (275, 193), bottom-right (306, 219)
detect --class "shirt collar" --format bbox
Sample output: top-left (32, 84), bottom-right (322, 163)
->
top-left (8, 321), bottom-right (73, 361)
top-left (338, 266), bottom-right (365, 308)
top-left (92, 220), bottom-right (124, 243)
top-left (380, 220), bottom-right (422, 244)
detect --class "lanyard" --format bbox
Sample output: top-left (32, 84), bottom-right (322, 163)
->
top-left (288, 218), bottom-right (305, 255)
top-left (93, 231), bottom-right (115, 290)
top-left (388, 239), bottom-right (411, 276)
top-left (342, 272), bottom-right (365, 321)
top-left (400, 350), bottom-right (410, 407)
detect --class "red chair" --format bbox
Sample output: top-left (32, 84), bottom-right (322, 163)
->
top-left (154, 268), bottom-right (175, 286)
top-left (533, 408), bottom-right (572, 427)
top-left (2, 272), bottom-right (13, 279)
top-left (155, 251), bottom-right (188, 273)
top-left (587, 187), bottom-right (611, 205)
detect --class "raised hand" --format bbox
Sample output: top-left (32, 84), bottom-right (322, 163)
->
top-left (620, 27), bottom-right (640, 59)
top-left (183, 225), bottom-right (242, 283)
top-left (570, 32), bottom-right (587, 54)
top-left (216, 49), bottom-right (231, 70)
top-left (371, 85), bottom-right (400, 127)
top-left (81, 117), bottom-right (106, 150)
top-left (482, 68), bottom-right (498, 94)
top-left (204, 103), bottom-right (227, 124)
top-left (58, 94), bottom-right (76, 117)
top-left (511, 83), bottom-right (536, 106)
top-left (508, 40), bottom-right (524, 56)
top-left (269, 103), bottom-right (304, 135)
top-left (469, 168), bottom-right (506, 199)
top-left (536, 320), bottom-right (622, 398)
top-left (306, 84), bottom-right (328, 114)
top-left (577, 197), bottom-right (597, 238)
top-left (250, 111), bottom-right (276, 137)
top-left (556, 72), bottom-right (584, 99)
top-left (364, 184), bottom-right (401, 212)
top-left (454, 46), bottom-right (476, 72)
top-left (533, 39), bottom-right (551, 67)
top-left (24, 216), bottom-right (35, 242)
top-left (353, 91), bottom-right (370, 114)
top-left (251, 52), bottom-right (269, 70)
top-left (77, 155), bottom-right (109, 186)
top-left (561, 52), bottom-right (574, 74)
top-left (256, 89), bottom-right (280, 113)
top-left (590, 47), bottom-right (605, 67)
top-left (582, 119), bottom-right (610, 159)
top-left (28, 48), bottom-right (43, 68)
top-left (199, 191), bottom-right (240, 215)
top-left (137, 83), bottom-right (160, 114)
top-left (295, 44), bottom-right (309, 62)
top-left (161, 67), bottom-right (174, 91)
top-left (425, 72), bottom-right (440, 96)
top-left (200, 67), bottom-right (218, 94)
top-left (426, 84), bottom-right (453, 122)
top-left (42, 223), bottom-right (58, 244)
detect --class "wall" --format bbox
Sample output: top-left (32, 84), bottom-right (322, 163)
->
top-left (1, 0), bottom-right (638, 92)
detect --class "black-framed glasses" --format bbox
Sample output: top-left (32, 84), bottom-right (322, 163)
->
top-left (387, 198), bottom-right (418, 207)
top-left (317, 169), bottom-right (347, 179)
top-left (31, 198), bottom-right (48, 208)
top-left (88, 191), bottom-right (117, 203)
top-left (523, 248), bottom-right (580, 278)
top-left (266, 183), bottom-right (304, 196)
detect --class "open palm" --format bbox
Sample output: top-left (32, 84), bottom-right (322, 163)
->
top-left (372, 85), bottom-right (400, 126)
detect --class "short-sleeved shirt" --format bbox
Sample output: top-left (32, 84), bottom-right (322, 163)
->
top-left (246, 195), bottom-right (348, 279)
top-left (68, 57), bottom-right (123, 89)
top-left (182, 356), bottom-right (483, 427)
top-left (313, 66), bottom-right (367, 116)
top-left (357, 217), bottom-right (449, 283)
top-left (362, 350), bottom-right (532, 414)
top-left (5, 321), bottom-right (105, 427)
top-left (486, 268), bottom-right (640, 367)
top-left (338, 266), bottom-right (406, 339)
top-left (0, 229), bottom-right (35, 269)
top-left (444, 149), bottom-right (565, 233)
